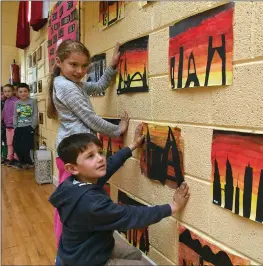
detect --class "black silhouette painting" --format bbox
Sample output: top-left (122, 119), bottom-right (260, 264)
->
top-left (117, 36), bottom-right (149, 95)
top-left (169, 3), bottom-right (233, 89)
top-left (99, 1), bottom-right (125, 29)
top-left (87, 53), bottom-right (106, 96)
top-left (99, 118), bottom-right (123, 158)
top-left (212, 130), bottom-right (263, 223)
top-left (118, 190), bottom-right (150, 254)
top-left (140, 123), bottom-right (184, 188)
top-left (179, 225), bottom-right (250, 265)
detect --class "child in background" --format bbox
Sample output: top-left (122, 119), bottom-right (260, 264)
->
top-left (13, 83), bottom-right (38, 169)
top-left (49, 124), bottom-right (190, 266)
top-left (1, 86), bottom-right (7, 163)
top-left (47, 40), bottom-right (129, 247)
top-left (1, 84), bottom-right (19, 166)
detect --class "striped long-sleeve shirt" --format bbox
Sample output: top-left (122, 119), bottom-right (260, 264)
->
top-left (53, 66), bottom-right (121, 149)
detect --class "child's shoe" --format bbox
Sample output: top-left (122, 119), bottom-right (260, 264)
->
top-left (7, 159), bottom-right (19, 167)
top-left (27, 163), bottom-right (35, 169)
top-left (12, 162), bottom-right (23, 170)
top-left (1, 159), bottom-right (10, 165)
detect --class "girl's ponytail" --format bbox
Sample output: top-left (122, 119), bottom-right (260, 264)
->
top-left (47, 66), bottom-right (60, 119)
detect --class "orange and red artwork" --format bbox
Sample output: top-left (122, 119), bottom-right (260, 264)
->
top-left (212, 130), bottom-right (263, 223)
top-left (118, 190), bottom-right (149, 254)
top-left (117, 36), bottom-right (149, 95)
top-left (169, 3), bottom-right (234, 89)
top-left (140, 123), bottom-right (184, 187)
top-left (99, 1), bottom-right (124, 29)
top-left (179, 225), bottom-right (250, 265)
top-left (99, 118), bottom-right (124, 158)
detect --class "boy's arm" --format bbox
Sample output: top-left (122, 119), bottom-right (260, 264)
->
top-left (97, 147), bottom-right (132, 187)
top-left (85, 193), bottom-right (172, 231)
top-left (82, 66), bottom-right (117, 96)
top-left (83, 182), bottom-right (189, 231)
top-left (13, 102), bottom-right (18, 128)
top-left (31, 99), bottom-right (38, 129)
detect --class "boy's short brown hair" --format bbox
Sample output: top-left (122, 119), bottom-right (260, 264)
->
top-left (57, 133), bottom-right (103, 164)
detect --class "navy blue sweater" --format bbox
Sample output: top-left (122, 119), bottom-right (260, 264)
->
top-left (49, 147), bottom-right (171, 265)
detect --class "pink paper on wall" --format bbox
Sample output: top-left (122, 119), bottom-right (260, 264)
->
top-left (47, 1), bottom-right (80, 73)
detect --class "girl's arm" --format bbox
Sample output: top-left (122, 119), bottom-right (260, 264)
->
top-left (31, 98), bottom-right (38, 129)
top-left (13, 102), bottom-right (18, 128)
top-left (82, 66), bottom-right (117, 96)
top-left (83, 43), bottom-right (120, 95)
top-left (55, 78), bottom-right (121, 137)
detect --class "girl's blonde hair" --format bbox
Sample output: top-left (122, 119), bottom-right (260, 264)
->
top-left (47, 40), bottom-right (91, 119)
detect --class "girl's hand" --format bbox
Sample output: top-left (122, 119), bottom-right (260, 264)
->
top-left (128, 123), bottom-right (145, 151)
top-left (119, 111), bottom-right (129, 135)
top-left (110, 43), bottom-right (121, 69)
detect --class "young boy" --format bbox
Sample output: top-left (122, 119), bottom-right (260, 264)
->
top-left (13, 83), bottom-right (38, 169)
top-left (49, 125), bottom-right (190, 266)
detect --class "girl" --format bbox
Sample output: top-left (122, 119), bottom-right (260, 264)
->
top-left (13, 83), bottom-right (38, 169)
top-left (47, 40), bottom-right (129, 247)
top-left (1, 84), bottom-right (19, 166)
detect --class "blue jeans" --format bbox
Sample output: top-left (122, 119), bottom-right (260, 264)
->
top-left (55, 256), bottom-right (64, 266)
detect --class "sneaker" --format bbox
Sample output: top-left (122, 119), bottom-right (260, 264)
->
top-left (1, 159), bottom-right (10, 165)
top-left (27, 163), bottom-right (35, 169)
top-left (7, 160), bottom-right (19, 167)
top-left (12, 162), bottom-right (23, 170)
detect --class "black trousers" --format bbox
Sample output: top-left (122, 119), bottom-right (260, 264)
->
top-left (13, 126), bottom-right (35, 164)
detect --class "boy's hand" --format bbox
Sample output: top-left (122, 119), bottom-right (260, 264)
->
top-left (128, 123), bottom-right (145, 151)
top-left (110, 43), bottom-right (121, 69)
top-left (169, 182), bottom-right (190, 214)
top-left (119, 111), bottom-right (129, 135)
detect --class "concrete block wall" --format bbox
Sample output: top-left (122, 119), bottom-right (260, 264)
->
top-left (17, 1), bottom-right (263, 264)
top-left (82, 1), bottom-right (263, 265)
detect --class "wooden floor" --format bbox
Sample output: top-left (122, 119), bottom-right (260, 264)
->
top-left (2, 165), bottom-right (57, 265)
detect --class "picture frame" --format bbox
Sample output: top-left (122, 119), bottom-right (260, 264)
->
top-left (38, 80), bottom-right (42, 93)
top-left (36, 46), bottom-right (42, 61)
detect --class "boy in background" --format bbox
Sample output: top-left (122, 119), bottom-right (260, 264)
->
top-left (13, 83), bottom-right (38, 169)
top-left (49, 124), bottom-right (190, 265)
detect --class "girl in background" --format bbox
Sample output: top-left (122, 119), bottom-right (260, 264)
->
top-left (47, 40), bottom-right (129, 247)
top-left (1, 86), bottom-right (7, 163)
top-left (1, 84), bottom-right (19, 166)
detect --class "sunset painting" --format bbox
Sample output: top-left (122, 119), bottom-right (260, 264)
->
top-left (117, 36), bottom-right (149, 95)
top-left (179, 225), bottom-right (250, 265)
top-left (212, 130), bottom-right (263, 223)
top-left (98, 118), bottom-right (124, 158)
top-left (99, 1), bottom-right (125, 29)
top-left (140, 123), bottom-right (184, 187)
top-left (169, 3), bottom-right (234, 89)
top-left (118, 190), bottom-right (150, 254)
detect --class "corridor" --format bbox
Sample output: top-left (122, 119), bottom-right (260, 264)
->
top-left (1, 166), bottom-right (56, 265)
